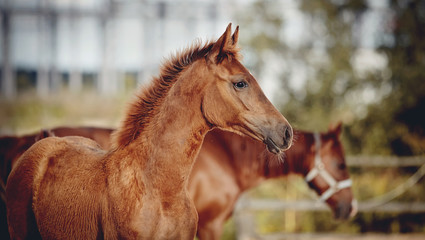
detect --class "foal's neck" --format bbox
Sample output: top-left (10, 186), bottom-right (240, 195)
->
top-left (112, 62), bottom-right (210, 197)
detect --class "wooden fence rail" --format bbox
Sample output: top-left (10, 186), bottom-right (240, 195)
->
top-left (235, 199), bottom-right (425, 213)
top-left (346, 156), bottom-right (425, 167)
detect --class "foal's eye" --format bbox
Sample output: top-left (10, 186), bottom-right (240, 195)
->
top-left (234, 81), bottom-right (248, 89)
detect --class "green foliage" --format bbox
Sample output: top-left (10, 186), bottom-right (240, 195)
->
top-left (220, 217), bottom-right (236, 240)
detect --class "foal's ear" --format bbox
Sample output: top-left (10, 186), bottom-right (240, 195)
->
top-left (207, 23), bottom-right (238, 64)
top-left (232, 25), bottom-right (239, 45)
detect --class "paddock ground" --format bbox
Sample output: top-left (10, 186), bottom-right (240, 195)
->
top-left (258, 233), bottom-right (425, 240)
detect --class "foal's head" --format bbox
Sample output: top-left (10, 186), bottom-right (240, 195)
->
top-left (114, 24), bottom-right (292, 153)
top-left (305, 123), bottom-right (357, 220)
top-left (201, 24), bottom-right (293, 154)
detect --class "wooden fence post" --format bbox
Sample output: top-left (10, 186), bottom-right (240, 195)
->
top-left (234, 194), bottom-right (259, 240)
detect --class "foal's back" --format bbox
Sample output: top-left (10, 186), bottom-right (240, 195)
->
top-left (7, 136), bottom-right (111, 239)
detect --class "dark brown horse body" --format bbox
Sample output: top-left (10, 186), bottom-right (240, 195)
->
top-left (189, 124), bottom-right (356, 240)
top-left (0, 134), bottom-right (40, 189)
top-left (6, 24), bottom-right (292, 239)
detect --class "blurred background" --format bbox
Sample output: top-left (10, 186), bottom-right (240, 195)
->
top-left (0, 0), bottom-right (424, 239)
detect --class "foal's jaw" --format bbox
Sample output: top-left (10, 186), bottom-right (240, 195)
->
top-left (202, 89), bottom-right (293, 155)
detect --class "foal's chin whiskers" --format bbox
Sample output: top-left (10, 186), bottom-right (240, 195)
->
top-left (275, 151), bottom-right (286, 165)
top-left (261, 148), bottom-right (286, 169)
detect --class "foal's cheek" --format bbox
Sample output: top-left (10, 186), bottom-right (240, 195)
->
top-left (203, 89), bottom-right (235, 127)
top-left (240, 92), bottom-right (257, 110)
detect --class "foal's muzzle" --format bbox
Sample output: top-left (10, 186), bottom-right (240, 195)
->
top-left (264, 125), bottom-right (293, 154)
top-left (264, 138), bottom-right (281, 154)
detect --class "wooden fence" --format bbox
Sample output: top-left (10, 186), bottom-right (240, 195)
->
top-left (233, 156), bottom-right (425, 240)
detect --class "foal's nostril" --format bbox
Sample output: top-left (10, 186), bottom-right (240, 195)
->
top-left (285, 126), bottom-right (292, 141)
top-left (281, 126), bottom-right (293, 149)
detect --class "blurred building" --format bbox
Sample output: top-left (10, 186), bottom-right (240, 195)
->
top-left (0, 0), bottom-right (235, 99)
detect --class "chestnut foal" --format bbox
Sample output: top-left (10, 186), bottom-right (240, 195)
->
top-left (6, 24), bottom-right (292, 239)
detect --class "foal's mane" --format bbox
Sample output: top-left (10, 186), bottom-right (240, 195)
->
top-left (113, 39), bottom-right (240, 148)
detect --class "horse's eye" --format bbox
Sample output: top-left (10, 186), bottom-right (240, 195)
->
top-left (234, 81), bottom-right (248, 89)
top-left (338, 163), bottom-right (346, 170)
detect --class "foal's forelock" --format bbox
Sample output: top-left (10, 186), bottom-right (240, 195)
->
top-left (112, 39), bottom-right (241, 149)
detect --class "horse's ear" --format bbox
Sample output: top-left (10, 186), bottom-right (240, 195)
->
top-left (207, 23), bottom-right (234, 64)
top-left (329, 121), bottom-right (343, 136)
top-left (232, 25), bottom-right (239, 45)
top-left (35, 129), bottom-right (54, 142)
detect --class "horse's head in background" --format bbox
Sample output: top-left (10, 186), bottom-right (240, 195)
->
top-left (200, 24), bottom-right (293, 154)
top-left (304, 122), bottom-right (357, 220)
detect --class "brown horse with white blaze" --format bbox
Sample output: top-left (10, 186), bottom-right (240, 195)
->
top-left (189, 123), bottom-right (356, 240)
top-left (6, 24), bottom-right (293, 239)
